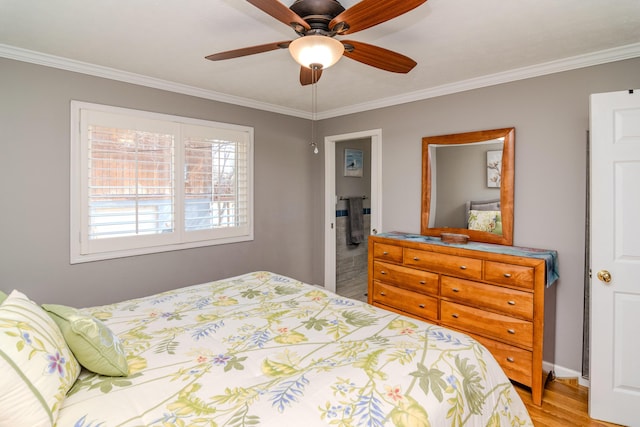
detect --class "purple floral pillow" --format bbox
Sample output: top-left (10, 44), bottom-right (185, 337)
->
top-left (0, 290), bottom-right (80, 426)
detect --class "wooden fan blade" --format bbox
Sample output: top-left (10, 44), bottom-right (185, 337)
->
top-left (247, 0), bottom-right (310, 31)
top-left (206, 41), bottom-right (290, 61)
top-left (300, 66), bottom-right (323, 86)
top-left (330, 0), bottom-right (426, 34)
top-left (342, 40), bottom-right (416, 73)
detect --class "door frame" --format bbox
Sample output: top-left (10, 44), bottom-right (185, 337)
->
top-left (324, 129), bottom-right (382, 293)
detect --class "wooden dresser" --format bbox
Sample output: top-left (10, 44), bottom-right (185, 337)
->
top-left (368, 233), bottom-right (557, 406)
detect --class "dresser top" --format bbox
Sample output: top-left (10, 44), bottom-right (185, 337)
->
top-left (375, 232), bottom-right (559, 287)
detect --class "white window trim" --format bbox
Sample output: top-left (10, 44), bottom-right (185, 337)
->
top-left (70, 100), bottom-right (254, 264)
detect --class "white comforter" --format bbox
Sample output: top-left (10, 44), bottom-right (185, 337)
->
top-left (57, 271), bottom-right (533, 426)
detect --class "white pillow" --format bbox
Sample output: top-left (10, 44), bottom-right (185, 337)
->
top-left (0, 290), bottom-right (80, 426)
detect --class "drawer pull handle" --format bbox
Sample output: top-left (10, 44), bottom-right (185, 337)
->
top-left (452, 288), bottom-right (460, 293)
top-left (507, 300), bottom-right (516, 305)
top-left (419, 280), bottom-right (426, 285)
top-left (503, 273), bottom-right (512, 278)
top-left (506, 357), bottom-right (515, 363)
top-left (413, 256), bottom-right (420, 261)
top-left (507, 329), bottom-right (515, 334)
top-left (419, 304), bottom-right (425, 309)
top-left (380, 271), bottom-right (387, 275)
top-left (380, 291), bottom-right (386, 296)
top-left (383, 251), bottom-right (389, 255)
top-left (459, 265), bottom-right (467, 270)
top-left (451, 313), bottom-right (459, 318)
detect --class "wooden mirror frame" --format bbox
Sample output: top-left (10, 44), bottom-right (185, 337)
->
top-left (421, 127), bottom-right (515, 245)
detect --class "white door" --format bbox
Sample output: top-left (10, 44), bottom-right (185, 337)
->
top-left (324, 129), bottom-right (382, 293)
top-left (589, 89), bottom-right (640, 426)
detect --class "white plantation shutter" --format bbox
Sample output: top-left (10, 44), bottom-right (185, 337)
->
top-left (182, 124), bottom-right (251, 241)
top-left (71, 102), bottom-right (253, 263)
top-left (87, 128), bottom-right (174, 239)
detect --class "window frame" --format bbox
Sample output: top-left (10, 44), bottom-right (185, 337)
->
top-left (70, 101), bottom-right (254, 264)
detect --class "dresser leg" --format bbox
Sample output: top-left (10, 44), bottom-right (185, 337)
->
top-left (532, 370), bottom-right (554, 405)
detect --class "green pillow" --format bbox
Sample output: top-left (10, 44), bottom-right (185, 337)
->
top-left (0, 290), bottom-right (7, 304)
top-left (42, 304), bottom-right (129, 376)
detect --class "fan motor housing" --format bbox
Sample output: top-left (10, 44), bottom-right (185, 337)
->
top-left (290, 0), bottom-right (345, 31)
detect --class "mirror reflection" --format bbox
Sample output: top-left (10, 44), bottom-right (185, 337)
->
top-left (421, 128), bottom-right (514, 246)
top-left (429, 139), bottom-right (504, 231)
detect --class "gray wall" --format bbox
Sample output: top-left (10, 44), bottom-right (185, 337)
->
top-left (316, 57), bottom-right (640, 374)
top-left (335, 138), bottom-right (371, 211)
top-left (0, 58), bottom-right (316, 307)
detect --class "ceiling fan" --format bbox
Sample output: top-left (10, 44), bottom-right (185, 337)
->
top-left (205, 0), bottom-right (427, 85)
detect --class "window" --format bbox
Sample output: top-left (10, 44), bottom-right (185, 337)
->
top-left (70, 101), bottom-right (253, 263)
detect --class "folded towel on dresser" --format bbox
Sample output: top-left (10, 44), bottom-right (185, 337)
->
top-left (347, 197), bottom-right (364, 245)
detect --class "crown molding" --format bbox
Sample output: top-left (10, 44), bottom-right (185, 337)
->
top-left (318, 42), bottom-right (640, 119)
top-left (2, 42), bottom-right (639, 120)
top-left (0, 44), bottom-right (310, 119)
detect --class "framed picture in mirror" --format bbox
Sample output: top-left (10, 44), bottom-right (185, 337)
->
top-left (487, 150), bottom-right (502, 187)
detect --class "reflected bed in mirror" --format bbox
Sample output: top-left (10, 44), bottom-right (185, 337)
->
top-left (421, 128), bottom-right (514, 245)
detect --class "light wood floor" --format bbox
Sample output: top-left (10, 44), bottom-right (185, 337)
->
top-left (515, 378), bottom-right (625, 427)
top-left (335, 278), bottom-right (625, 427)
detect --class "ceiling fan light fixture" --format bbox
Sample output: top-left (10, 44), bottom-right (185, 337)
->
top-left (289, 35), bottom-right (344, 70)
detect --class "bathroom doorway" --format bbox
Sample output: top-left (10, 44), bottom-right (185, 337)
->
top-left (334, 138), bottom-right (371, 302)
top-left (323, 129), bottom-right (382, 299)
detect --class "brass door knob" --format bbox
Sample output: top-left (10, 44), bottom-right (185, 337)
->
top-left (597, 270), bottom-right (612, 283)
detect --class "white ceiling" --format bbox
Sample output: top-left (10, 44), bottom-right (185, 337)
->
top-left (1, 0), bottom-right (639, 118)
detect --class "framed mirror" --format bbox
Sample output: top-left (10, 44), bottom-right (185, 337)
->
top-left (421, 128), bottom-right (514, 245)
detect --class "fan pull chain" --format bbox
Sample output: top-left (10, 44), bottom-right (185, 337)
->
top-left (310, 66), bottom-right (319, 154)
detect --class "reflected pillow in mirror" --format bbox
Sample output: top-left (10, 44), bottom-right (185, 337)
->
top-left (469, 200), bottom-right (500, 211)
top-left (468, 210), bottom-right (502, 234)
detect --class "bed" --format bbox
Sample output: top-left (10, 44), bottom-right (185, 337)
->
top-left (1, 271), bottom-right (533, 426)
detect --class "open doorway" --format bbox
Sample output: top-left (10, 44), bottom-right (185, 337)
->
top-left (334, 138), bottom-right (371, 302)
top-left (324, 129), bottom-right (382, 297)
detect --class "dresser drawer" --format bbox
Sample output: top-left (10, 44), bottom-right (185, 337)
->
top-left (441, 301), bottom-right (533, 348)
top-left (373, 281), bottom-right (438, 321)
top-left (373, 243), bottom-right (403, 263)
top-left (404, 248), bottom-right (482, 280)
top-left (441, 276), bottom-right (533, 320)
top-left (485, 261), bottom-right (534, 290)
top-left (373, 261), bottom-right (439, 295)
top-left (470, 333), bottom-right (533, 387)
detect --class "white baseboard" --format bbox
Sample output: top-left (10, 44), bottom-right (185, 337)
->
top-left (543, 361), bottom-right (590, 387)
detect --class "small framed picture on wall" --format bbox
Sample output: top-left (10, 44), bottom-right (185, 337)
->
top-left (344, 148), bottom-right (363, 177)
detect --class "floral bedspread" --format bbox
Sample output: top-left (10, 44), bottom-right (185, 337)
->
top-left (56, 271), bottom-right (532, 426)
